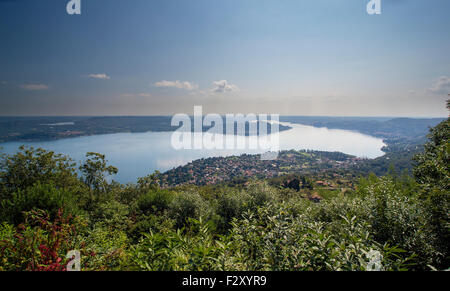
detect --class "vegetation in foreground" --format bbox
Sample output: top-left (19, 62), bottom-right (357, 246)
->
top-left (0, 105), bottom-right (448, 271)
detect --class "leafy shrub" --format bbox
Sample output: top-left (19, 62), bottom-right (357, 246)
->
top-left (215, 188), bottom-right (251, 231)
top-left (131, 218), bottom-right (223, 271)
top-left (0, 182), bottom-right (79, 225)
top-left (137, 189), bottom-right (175, 214)
top-left (227, 205), bottom-right (413, 271)
top-left (0, 146), bottom-right (79, 196)
top-left (413, 115), bottom-right (449, 268)
top-left (245, 181), bottom-right (278, 209)
top-left (169, 191), bottom-right (212, 228)
top-left (78, 225), bottom-right (130, 271)
top-left (129, 213), bottom-right (175, 242)
top-left (93, 200), bottom-right (131, 231)
top-left (0, 209), bottom-right (82, 271)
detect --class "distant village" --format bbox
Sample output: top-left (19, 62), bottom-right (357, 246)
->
top-left (159, 150), bottom-right (366, 189)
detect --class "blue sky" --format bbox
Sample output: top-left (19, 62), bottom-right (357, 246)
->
top-left (0, 0), bottom-right (449, 116)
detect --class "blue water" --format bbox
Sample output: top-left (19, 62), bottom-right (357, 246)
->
top-left (0, 123), bottom-right (385, 183)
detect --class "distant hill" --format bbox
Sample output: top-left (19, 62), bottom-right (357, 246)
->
top-left (0, 116), bottom-right (290, 143)
top-left (280, 116), bottom-right (444, 141)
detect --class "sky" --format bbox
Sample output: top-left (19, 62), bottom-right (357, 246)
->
top-left (0, 0), bottom-right (449, 117)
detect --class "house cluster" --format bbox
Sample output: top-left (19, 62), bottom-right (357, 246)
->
top-left (159, 150), bottom-right (360, 187)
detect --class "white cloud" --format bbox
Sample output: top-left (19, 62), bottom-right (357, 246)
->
top-left (154, 80), bottom-right (198, 91)
top-left (429, 76), bottom-right (450, 95)
top-left (87, 73), bottom-right (111, 80)
top-left (138, 93), bottom-right (152, 97)
top-left (211, 80), bottom-right (239, 93)
top-left (20, 83), bottom-right (49, 91)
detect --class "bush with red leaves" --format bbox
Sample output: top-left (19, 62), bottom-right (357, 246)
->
top-left (0, 208), bottom-right (82, 271)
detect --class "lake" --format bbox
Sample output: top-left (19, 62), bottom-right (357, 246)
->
top-left (0, 122), bottom-right (386, 183)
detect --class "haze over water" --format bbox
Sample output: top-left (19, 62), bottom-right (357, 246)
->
top-left (0, 122), bottom-right (385, 183)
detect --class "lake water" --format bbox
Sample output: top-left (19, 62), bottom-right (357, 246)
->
top-left (0, 123), bottom-right (385, 183)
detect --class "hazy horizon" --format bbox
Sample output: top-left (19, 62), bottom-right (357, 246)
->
top-left (0, 112), bottom-right (449, 119)
top-left (0, 114), bottom-right (446, 119)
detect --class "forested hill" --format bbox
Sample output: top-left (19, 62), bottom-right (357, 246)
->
top-left (280, 116), bottom-right (444, 141)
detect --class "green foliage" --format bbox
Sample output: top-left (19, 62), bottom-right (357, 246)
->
top-left (413, 112), bottom-right (450, 268)
top-left (129, 213), bottom-right (175, 242)
top-left (169, 191), bottom-right (212, 228)
top-left (131, 218), bottom-right (223, 271)
top-left (137, 188), bottom-right (175, 215)
top-left (245, 181), bottom-right (278, 209)
top-left (78, 225), bottom-right (130, 271)
top-left (356, 177), bottom-right (438, 267)
top-left (79, 152), bottom-right (118, 192)
top-left (137, 171), bottom-right (161, 190)
top-left (0, 146), bottom-right (79, 196)
top-left (215, 188), bottom-right (251, 232)
top-left (0, 209), bottom-right (82, 271)
top-left (413, 118), bottom-right (449, 192)
top-left (94, 200), bottom-right (131, 231)
top-left (0, 182), bottom-right (80, 225)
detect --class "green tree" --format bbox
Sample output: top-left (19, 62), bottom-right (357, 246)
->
top-left (0, 182), bottom-right (79, 224)
top-left (79, 152), bottom-right (118, 192)
top-left (0, 146), bottom-right (78, 197)
top-left (413, 99), bottom-right (449, 268)
top-left (137, 171), bottom-right (161, 190)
